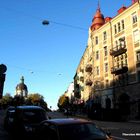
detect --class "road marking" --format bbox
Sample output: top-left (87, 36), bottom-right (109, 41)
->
top-left (112, 136), bottom-right (128, 140)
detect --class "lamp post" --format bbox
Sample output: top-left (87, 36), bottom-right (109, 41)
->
top-left (0, 64), bottom-right (7, 99)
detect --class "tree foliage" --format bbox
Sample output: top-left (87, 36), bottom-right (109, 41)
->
top-left (13, 95), bottom-right (25, 106)
top-left (0, 93), bottom-right (13, 108)
top-left (27, 93), bottom-right (44, 105)
top-left (26, 93), bottom-right (48, 110)
top-left (58, 94), bottom-right (69, 110)
top-left (0, 93), bottom-right (49, 111)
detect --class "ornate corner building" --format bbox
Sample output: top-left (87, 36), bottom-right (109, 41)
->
top-left (74, 0), bottom-right (140, 120)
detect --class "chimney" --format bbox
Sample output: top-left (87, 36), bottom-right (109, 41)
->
top-left (132, 0), bottom-right (138, 4)
top-left (117, 6), bottom-right (127, 14)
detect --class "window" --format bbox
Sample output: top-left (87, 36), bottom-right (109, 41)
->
top-left (137, 71), bottom-right (140, 82)
top-left (132, 13), bottom-right (137, 24)
top-left (114, 25), bottom-right (117, 34)
top-left (105, 63), bottom-right (108, 72)
top-left (136, 51), bottom-right (140, 62)
top-left (133, 30), bottom-right (139, 43)
top-left (118, 22), bottom-right (121, 32)
top-left (114, 20), bottom-right (125, 34)
top-left (115, 40), bottom-right (118, 50)
top-left (96, 51), bottom-right (99, 60)
top-left (106, 80), bottom-right (109, 88)
top-left (96, 66), bottom-right (100, 75)
top-left (121, 20), bottom-right (125, 30)
top-left (119, 37), bottom-right (125, 48)
top-left (103, 31), bottom-right (107, 40)
top-left (95, 36), bottom-right (98, 45)
top-left (104, 46), bottom-right (108, 56)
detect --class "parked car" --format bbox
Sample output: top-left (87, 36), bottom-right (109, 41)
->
top-left (63, 108), bottom-right (72, 116)
top-left (37, 118), bottom-right (113, 140)
top-left (4, 105), bottom-right (49, 138)
top-left (4, 106), bottom-right (15, 131)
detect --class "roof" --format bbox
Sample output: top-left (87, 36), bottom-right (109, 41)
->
top-left (46, 118), bottom-right (93, 125)
top-left (91, 4), bottom-right (105, 31)
top-left (16, 83), bottom-right (28, 90)
top-left (16, 76), bottom-right (28, 91)
top-left (16, 105), bottom-right (44, 110)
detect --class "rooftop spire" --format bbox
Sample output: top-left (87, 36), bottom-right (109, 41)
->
top-left (90, 0), bottom-right (105, 31)
top-left (20, 76), bottom-right (24, 83)
top-left (97, 0), bottom-right (100, 10)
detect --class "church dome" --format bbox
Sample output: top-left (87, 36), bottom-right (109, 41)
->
top-left (16, 83), bottom-right (28, 91)
top-left (15, 76), bottom-right (28, 97)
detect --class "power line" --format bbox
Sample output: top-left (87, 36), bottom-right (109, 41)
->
top-left (0, 6), bottom-right (87, 31)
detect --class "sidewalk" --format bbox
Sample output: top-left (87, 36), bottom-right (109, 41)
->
top-left (74, 112), bottom-right (140, 124)
top-left (128, 120), bottom-right (140, 124)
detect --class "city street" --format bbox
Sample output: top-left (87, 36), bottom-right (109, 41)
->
top-left (48, 111), bottom-right (140, 140)
top-left (0, 110), bottom-right (140, 140)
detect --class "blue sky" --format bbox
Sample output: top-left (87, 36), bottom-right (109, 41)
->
top-left (0, 0), bottom-right (131, 110)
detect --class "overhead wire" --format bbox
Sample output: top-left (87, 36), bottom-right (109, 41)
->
top-left (0, 6), bottom-right (87, 74)
top-left (0, 6), bottom-right (87, 31)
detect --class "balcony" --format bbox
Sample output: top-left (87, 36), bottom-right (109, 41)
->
top-left (110, 45), bottom-right (127, 57)
top-left (85, 64), bottom-right (92, 72)
top-left (111, 63), bottom-right (128, 75)
top-left (85, 79), bottom-right (93, 86)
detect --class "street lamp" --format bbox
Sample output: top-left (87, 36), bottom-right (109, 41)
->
top-left (42, 20), bottom-right (50, 25)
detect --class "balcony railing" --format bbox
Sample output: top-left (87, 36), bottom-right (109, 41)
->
top-left (110, 45), bottom-right (127, 57)
top-left (85, 79), bottom-right (93, 86)
top-left (111, 63), bottom-right (128, 75)
top-left (85, 64), bottom-right (92, 72)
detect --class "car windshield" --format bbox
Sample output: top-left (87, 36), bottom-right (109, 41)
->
top-left (59, 123), bottom-right (106, 140)
top-left (21, 109), bottom-right (47, 123)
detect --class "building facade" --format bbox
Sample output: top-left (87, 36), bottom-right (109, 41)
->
top-left (74, 0), bottom-right (140, 120)
top-left (64, 82), bottom-right (74, 102)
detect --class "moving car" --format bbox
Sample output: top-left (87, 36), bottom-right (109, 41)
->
top-left (38, 118), bottom-right (113, 140)
top-left (4, 105), bottom-right (49, 138)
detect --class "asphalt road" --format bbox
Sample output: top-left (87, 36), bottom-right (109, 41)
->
top-left (48, 111), bottom-right (140, 140)
top-left (94, 120), bottom-right (140, 140)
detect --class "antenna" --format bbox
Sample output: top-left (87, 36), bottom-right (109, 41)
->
top-left (97, 0), bottom-right (100, 10)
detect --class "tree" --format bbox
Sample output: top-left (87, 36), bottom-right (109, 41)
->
top-left (26, 93), bottom-right (48, 110)
top-left (27, 93), bottom-right (43, 105)
top-left (13, 95), bottom-right (25, 106)
top-left (58, 94), bottom-right (69, 110)
top-left (0, 93), bottom-right (13, 108)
